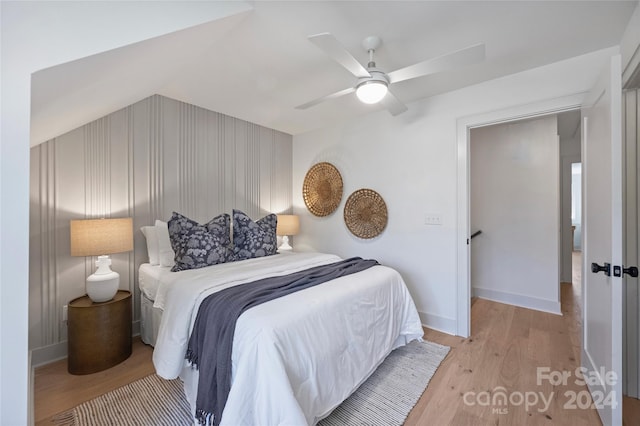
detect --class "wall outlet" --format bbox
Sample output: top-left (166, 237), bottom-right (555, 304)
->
top-left (424, 213), bottom-right (443, 226)
top-left (62, 305), bottom-right (68, 322)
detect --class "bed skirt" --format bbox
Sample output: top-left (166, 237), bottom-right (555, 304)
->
top-left (140, 292), bottom-right (163, 346)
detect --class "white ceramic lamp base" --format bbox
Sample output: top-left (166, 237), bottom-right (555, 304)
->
top-left (278, 235), bottom-right (293, 251)
top-left (86, 255), bottom-right (120, 303)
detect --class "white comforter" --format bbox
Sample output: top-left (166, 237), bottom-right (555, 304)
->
top-left (152, 252), bottom-right (423, 425)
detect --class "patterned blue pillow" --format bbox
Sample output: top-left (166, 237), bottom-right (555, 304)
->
top-left (206, 213), bottom-right (231, 248)
top-left (168, 212), bottom-right (231, 272)
top-left (232, 209), bottom-right (277, 261)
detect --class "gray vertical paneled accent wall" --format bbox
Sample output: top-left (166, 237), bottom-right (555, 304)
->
top-left (29, 95), bottom-right (293, 361)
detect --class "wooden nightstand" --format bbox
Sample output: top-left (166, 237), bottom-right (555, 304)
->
top-left (67, 290), bottom-right (132, 375)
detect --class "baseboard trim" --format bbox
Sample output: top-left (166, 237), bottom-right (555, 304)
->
top-left (418, 311), bottom-right (457, 335)
top-left (30, 341), bottom-right (67, 368)
top-left (473, 287), bottom-right (562, 315)
top-left (31, 320), bottom-right (142, 368)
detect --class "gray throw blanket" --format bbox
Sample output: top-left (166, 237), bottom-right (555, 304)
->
top-left (185, 257), bottom-right (379, 426)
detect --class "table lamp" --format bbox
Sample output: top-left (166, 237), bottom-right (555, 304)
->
top-left (276, 215), bottom-right (300, 251)
top-left (70, 217), bottom-right (133, 303)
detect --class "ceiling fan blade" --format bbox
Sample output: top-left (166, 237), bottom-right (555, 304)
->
top-left (387, 43), bottom-right (485, 84)
top-left (380, 90), bottom-right (408, 116)
top-left (309, 33), bottom-right (371, 79)
top-left (295, 87), bottom-right (356, 110)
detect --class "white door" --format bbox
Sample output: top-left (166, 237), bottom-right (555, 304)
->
top-left (581, 54), bottom-right (623, 426)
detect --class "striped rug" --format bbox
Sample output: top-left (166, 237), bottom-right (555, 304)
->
top-left (53, 340), bottom-right (449, 426)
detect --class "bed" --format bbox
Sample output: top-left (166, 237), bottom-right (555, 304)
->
top-left (140, 215), bottom-right (424, 425)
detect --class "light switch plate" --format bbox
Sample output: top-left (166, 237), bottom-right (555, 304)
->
top-left (424, 213), bottom-right (442, 226)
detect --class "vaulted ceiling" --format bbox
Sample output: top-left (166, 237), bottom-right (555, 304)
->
top-left (31, 1), bottom-right (637, 145)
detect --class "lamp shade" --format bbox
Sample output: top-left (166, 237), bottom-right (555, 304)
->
top-left (70, 218), bottom-right (134, 256)
top-left (276, 215), bottom-right (300, 236)
top-left (356, 81), bottom-right (388, 104)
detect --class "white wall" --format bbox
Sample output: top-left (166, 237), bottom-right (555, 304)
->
top-left (470, 116), bottom-right (561, 314)
top-left (0, 2), bottom-right (251, 424)
top-left (292, 47), bottom-right (615, 334)
top-left (621, 0), bottom-right (640, 86)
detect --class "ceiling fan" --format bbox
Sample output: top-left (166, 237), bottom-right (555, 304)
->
top-left (296, 33), bottom-right (485, 116)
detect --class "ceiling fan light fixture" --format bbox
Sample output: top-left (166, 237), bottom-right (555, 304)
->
top-left (356, 80), bottom-right (388, 104)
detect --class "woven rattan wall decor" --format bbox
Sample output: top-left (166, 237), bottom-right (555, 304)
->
top-left (303, 162), bottom-right (343, 217)
top-left (343, 188), bottom-right (388, 239)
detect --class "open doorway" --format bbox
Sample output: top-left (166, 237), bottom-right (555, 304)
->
top-left (570, 163), bottom-right (582, 287)
top-left (467, 109), bottom-right (584, 326)
top-left (468, 109), bottom-right (581, 315)
top-left (571, 163), bottom-right (582, 253)
top-left (469, 114), bottom-right (561, 314)
top-left (559, 109), bottom-right (582, 288)
top-left (455, 93), bottom-right (585, 337)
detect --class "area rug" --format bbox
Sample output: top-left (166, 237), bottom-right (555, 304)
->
top-left (53, 340), bottom-right (449, 426)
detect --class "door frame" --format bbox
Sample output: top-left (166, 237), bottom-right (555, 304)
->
top-left (580, 54), bottom-right (624, 425)
top-left (455, 92), bottom-right (586, 337)
top-left (622, 88), bottom-right (640, 398)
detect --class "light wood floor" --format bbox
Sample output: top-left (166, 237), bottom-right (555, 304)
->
top-left (403, 251), bottom-right (638, 425)
top-left (35, 251), bottom-right (640, 425)
top-left (34, 337), bottom-right (155, 425)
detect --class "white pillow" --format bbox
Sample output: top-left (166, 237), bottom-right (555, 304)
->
top-left (140, 225), bottom-right (160, 265)
top-left (155, 220), bottom-right (176, 268)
